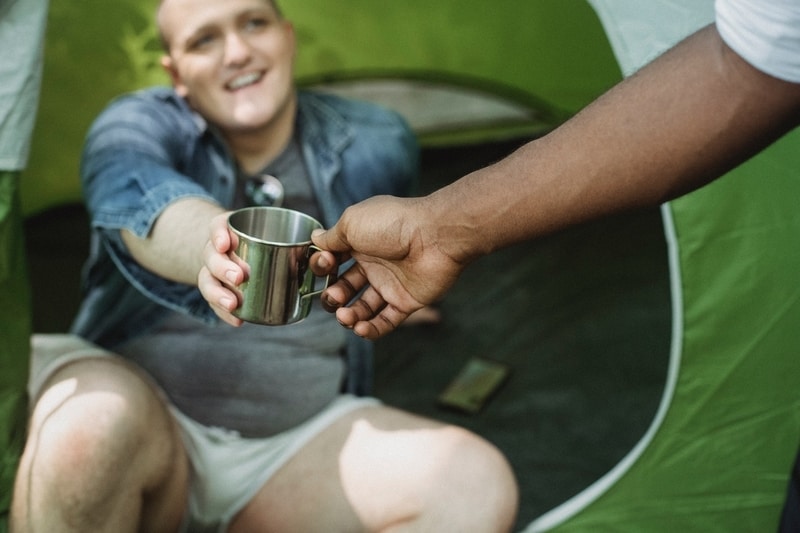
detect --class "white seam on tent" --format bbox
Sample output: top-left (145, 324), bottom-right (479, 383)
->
top-left (522, 203), bottom-right (685, 532)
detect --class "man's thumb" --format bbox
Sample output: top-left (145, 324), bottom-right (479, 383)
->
top-left (311, 226), bottom-right (346, 252)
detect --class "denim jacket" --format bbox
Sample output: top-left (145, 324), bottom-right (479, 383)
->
top-left (70, 87), bottom-right (418, 394)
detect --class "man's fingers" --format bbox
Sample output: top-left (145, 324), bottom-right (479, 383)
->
top-left (353, 305), bottom-right (413, 340)
top-left (197, 266), bottom-right (243, 327)
top-left (334, 296), bottom-right (378, 329)
top-left (210, 211), bottom-right (234, 252)
top-left (309, 249), bottom-right (339, 276)
top-left (320, 262), bottom-right (371, 310)
top-left (334, 286), bottom-right (385, 323)
top-left (333, 286), bottom-right (419, 339)
top-left (203, 240), bottom-right (244, 286)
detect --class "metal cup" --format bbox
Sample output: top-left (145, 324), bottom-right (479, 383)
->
top-left (227, 206), bottom-right (332, 326)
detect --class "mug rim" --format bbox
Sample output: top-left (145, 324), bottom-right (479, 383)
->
top-left (227, 206), bottom-right (323, 247)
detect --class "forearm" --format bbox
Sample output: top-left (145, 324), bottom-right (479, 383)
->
top-left (427, 24), bottom-right (800, 262)
top-left (122, 197), bottom-right (226, 285)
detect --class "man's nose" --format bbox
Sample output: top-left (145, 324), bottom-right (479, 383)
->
top-left (224, 32), bottom-right (252, 66)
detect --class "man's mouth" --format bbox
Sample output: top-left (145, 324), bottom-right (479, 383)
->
top-left (227, 71), bottom-right (264, 91)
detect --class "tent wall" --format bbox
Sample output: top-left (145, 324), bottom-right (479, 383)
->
top-left (21, 1), bottom-right (796, 531)
top-left (284, 0), bottom-right (618, 114)
top-left (527, 2), bottom-right (800, 530)
top-left (20, 0), bottom-right (620, 215)
top-left (531, 122), bottom-right (800, 533)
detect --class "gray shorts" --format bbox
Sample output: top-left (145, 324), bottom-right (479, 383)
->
top-left (29, 334), bottom-right (380, 532)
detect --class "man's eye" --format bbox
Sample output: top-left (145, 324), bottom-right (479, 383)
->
top-left (244, 17), bottom-right (269, 31)
top-left (189, 34), bottom-right (215, 50)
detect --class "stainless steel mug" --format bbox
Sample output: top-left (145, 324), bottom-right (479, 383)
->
top-left (227, 206), bottom-right (332, 325)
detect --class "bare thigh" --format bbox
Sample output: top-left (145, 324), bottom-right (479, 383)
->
top-left (229, 404), bottom-right (518, 532)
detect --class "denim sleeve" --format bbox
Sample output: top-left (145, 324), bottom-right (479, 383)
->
top-left (79, 94), bottom-right (219, 321)
top-left (339, 105), bottom-right (420, 201)
top-left (81, 97), bottom-right (217, 236)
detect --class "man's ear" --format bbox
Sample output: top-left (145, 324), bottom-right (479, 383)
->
top-left (161, 55), bottom-right (188, 97)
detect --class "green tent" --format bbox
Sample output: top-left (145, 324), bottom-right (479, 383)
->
top-left (19, 0), bottom-right (622, 215)
top-left (7, 0), bottom-right (800, 530)
top-left (527, 1), bottom-right (800, 530)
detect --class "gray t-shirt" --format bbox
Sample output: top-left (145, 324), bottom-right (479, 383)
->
top-left (118, 138), bottom-right (347, 438)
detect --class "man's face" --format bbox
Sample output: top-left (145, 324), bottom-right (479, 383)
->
top-left (159, 0), bottom-right (296, 135)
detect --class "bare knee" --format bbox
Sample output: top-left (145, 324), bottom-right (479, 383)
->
top-left (13, 359), bottom-right (187, 530)
top-left (428, 427), bottom-right (519, 532)
top-left (340, 409), bottom-right (519, 532)
top-left (33, 360), bottom-right (169, 470)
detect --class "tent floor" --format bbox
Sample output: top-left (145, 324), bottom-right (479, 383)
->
top-left (373, 138), bottom-right (672, 528)
top-left (25, 137), bottom-right (672, 529)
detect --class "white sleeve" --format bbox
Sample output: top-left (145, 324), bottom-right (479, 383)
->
top-left (715, 0), bottom-right (800, 82)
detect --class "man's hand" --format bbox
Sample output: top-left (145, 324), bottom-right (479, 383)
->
top-left (311, 195), bottom-right (466, 339)
top-left (198, 211), bottom-right (246, 327)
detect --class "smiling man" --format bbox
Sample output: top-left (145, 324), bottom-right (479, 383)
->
top-left (9, 0), bottom-right (518, 531)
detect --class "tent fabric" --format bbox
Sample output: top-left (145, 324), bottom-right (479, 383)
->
top-left (282, 0), bottom-right (621, 146)
top-left (0, 172), bottom-right (31, 528)
top-left (19, 0), bottom-right (622, 216)
top-left (526, 2), bottom-right (800, 530)
top-left (13, 1), bottom-right (800, 530)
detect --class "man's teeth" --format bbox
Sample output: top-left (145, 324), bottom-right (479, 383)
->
top-left (228, 72), bottom-right (262, 90)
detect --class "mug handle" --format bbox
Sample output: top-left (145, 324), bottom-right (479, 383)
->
top-left (303, 245), bottom-right (338, 299)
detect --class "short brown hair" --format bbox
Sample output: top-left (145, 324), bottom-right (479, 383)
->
top-left (156, 0), bottom-right (283, 52)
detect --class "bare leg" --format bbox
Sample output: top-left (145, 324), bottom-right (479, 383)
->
top-left (10, 358), bottom-right (189, 533)
top-left (229, 405), bottom-right (518, 532)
